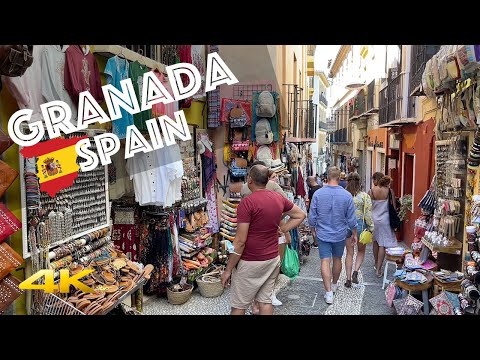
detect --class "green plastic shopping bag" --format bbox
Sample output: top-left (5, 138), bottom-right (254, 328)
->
top-left (281, 245), bottom-right (300, 279)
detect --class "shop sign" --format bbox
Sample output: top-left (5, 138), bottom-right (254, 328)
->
top-left (19, 269), bottom-right (95, 293)
top-left (368, 138), bottom-right (384, 149)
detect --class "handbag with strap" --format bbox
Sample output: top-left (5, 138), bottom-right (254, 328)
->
top-left (359, 194), bottom-right (373, 245)
top-left (388, 189), bottom-right (401, 231)
top-left (0, 274), bottom-right (23, 313)
top-left (0, 160), bottom-right (19, 198)
top-left (0, 203), bottom-right (22, 243)
top-left (0, 45), bottom-right (34, 77)
top-left (0, 242), bottom-right (24, 280)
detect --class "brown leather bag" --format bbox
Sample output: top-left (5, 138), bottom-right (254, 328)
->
top-left (229, 182), bottom-right (243, 193)
top-left (0, 160), bottom-right (19, 198)
top-left (0, 242), bottom-right (24, 280)
top-left (0, 274), bottom-right (23, 313)
top-left (0, 45), bottom-right (34, 77)
top-left (0, 130), bottom-right (14, 156)
top-left (234, 158), bottom-right (248, 168)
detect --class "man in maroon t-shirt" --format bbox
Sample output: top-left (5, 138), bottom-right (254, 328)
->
top-left (221, 165), bottom-right (306, 315)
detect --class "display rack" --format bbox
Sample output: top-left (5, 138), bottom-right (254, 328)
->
top-left (19, 129), bottom-right (110, 259)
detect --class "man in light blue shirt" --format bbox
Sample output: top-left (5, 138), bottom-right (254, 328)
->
top-left (308, 166), bottom-right (358, 305)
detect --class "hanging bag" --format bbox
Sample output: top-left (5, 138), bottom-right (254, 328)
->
top-left (229, 104), bottom-right (247, 128)
top-left (281, 244), bottom-right (300, 279)
top-left (388, 189), bottom-right (401, 231)
top-left (359, 194), bottom-right (373, 245)
top-left (256, 91), bottom-right (276, 118)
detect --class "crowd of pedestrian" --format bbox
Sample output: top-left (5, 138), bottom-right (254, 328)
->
top-left (221, 163), bottom-right (399, 314)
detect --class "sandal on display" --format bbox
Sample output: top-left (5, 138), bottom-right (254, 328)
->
top-left (141, 264), bottom-right (154, 280)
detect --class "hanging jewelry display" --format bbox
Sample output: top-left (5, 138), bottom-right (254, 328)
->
top-left (38, 222), bottom-right (50, 270)
top-left (20, 129), bottom-right (110, 259)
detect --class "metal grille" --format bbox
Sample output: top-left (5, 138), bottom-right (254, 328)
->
top-left (233, 84), bottom-right (272, 101)
top-left (34, 292), bottom-right (84, 315)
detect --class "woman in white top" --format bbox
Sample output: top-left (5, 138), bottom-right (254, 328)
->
top-left (369, 173), bottom-right (398, 277)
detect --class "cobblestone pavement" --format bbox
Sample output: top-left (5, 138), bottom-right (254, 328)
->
top-left (143, 242), bottom-right (397, 315)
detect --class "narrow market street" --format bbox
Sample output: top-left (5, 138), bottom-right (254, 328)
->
top-left (144, 241), bottom-right (396, 315)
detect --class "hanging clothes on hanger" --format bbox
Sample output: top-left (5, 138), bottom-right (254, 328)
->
top-left (104, 55), bottom-right (133, 138)
top-left (64, 45), bottom-right (104, 105)
top-left (41, 45), bottom-right (78, 123)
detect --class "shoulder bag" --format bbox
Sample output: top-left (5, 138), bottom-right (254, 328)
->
top-left (359, 194), bottom-right (373, 245)
top-left (388, 189), bottom-right (401, 231)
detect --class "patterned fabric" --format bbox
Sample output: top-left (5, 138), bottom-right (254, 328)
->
top-left (429, 291), bottom-right (454, 315)
top-left (0, 203), bottom-right (21, 244)
top-left (206, 180), bottom-right (219, 233)
top-left (112, 224), bottom-right (136, 261)
top-left (385, 282), bottom-right (397, 307)
top-left (397, 295), bottom-right (423, 315)
top-left (207, 45), bottom-right (221, 128)
top-left (444, 291), bottom-right (461, 308)
top-left (353, 192), bottom-right (374, 232)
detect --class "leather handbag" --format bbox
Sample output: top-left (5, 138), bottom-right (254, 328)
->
top-left (0, 203), bottom-right (22, 243)
top-left (0, 45), bottom-right (34, 77)
top-left (0, 242), bottom-right (24, 280)
top-left (0, 274), bottom-right (23, 313)
top-left (229, 182), bottom-right (243, 194)
top-left (0, 130), bottom-right (14, 156)
top-left (0, 160), bottom-right (19, 198)
top-left (388, 189), bottom-right (401, 231)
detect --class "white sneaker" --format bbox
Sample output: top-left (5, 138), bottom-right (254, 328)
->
top-left (272, 294), bottom-right (282, 306)
top-left (324, 291), bottom-right (334, 305)
top-left (331, 283), bottom-right (338, 293)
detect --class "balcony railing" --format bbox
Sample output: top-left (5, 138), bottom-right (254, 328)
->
top-left (409, 45), bottom-right (441, 95)
top-left (349, 90), bottom-right (366, 119)
top-left (331, 128), bottom-right (348, 144)
top-left (366, 79), bottom-right (376, 111)
top-left (319, 93), bottom-right (328, 107)
top-left (318, 121), bottom-right (328, 130)
top-left (379, 73), bottom-right (404, 126)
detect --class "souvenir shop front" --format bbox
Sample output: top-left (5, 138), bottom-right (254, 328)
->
top-left (209, 77), bottom-right (315, 265)
top-left (386, 45), bottom-right (480, 315)
top-left (0, 44), bottom-right (228, 315)
top-left (0, 45), bottom-right (313, 315)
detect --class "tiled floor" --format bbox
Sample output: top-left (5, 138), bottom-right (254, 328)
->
top-left (143, 242), bottom-right (398, 315)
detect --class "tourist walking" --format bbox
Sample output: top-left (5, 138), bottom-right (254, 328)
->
top-left (222, 165), bottom-right (305, 315)
top-left (344, 172), bottom-right (374, 288)
top-left (308, 166), bottom-right (357, 305)
top-left (241, 161), bottom-right (292, 307)
top-left (369, 173), bottom-right (398, 277)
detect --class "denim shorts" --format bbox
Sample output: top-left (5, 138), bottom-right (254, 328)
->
top-left (346, 219), bottom-right (367, 238)
top-left (318, 240), bottom-right (346, 259)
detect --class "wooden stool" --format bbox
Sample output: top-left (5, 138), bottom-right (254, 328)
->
top-left (395, 273), bottom-right (433, 315)
top-left (383, 254), bottom-right (402, 290)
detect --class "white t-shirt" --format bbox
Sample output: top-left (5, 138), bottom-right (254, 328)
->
top-left (126, 144), bottom-right (184, 207)
top-left (41, 45), bottom-right (77, 123)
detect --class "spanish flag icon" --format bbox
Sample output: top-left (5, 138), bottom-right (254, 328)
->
top-left (20, 136), bottom-right (88, 197)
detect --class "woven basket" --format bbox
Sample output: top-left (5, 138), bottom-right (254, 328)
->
top-left (167, 284), bottom-right (193, 305)
top-left (196, 275), bottom-right (224, 298)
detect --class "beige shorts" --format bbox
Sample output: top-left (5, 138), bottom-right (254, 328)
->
top-left (230, 256), bottom-right (281, 309)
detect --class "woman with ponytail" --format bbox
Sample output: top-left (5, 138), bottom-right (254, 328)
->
top-left (369, 172), bottom-right (398, 277)
top-left (344, 172), bottom-right (374, 287)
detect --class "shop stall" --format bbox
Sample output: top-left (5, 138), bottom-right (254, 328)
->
top-left (386, 45), bottom-right (480, 315)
